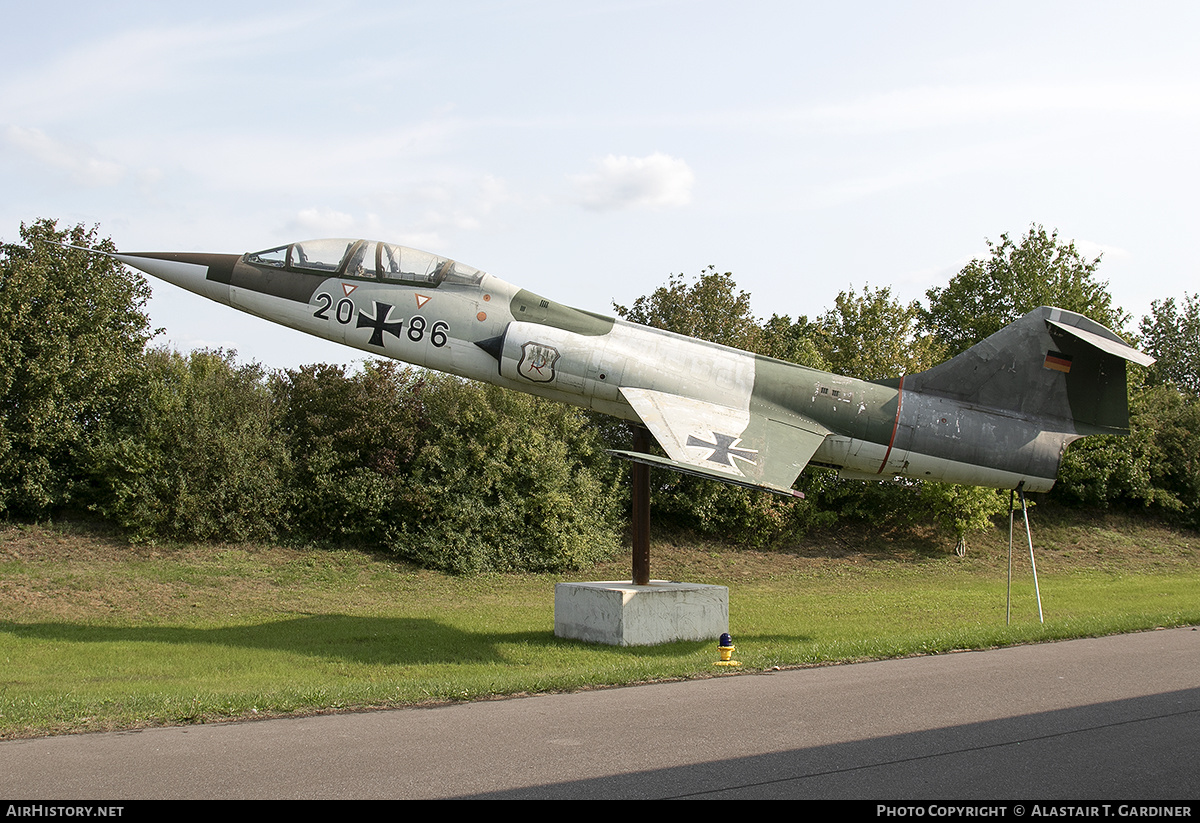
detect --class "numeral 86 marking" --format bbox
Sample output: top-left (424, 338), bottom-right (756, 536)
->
top-left (406, 315), bottom-right (450, 347)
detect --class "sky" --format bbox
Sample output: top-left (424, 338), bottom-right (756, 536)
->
top-left (3, 0), bottom-right (1198, 371)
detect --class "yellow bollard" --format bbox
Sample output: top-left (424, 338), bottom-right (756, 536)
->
top-left (714, 632), bottom-right (741, 667)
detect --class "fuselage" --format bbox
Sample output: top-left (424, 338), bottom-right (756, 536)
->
top-left (116, 240), bottom-right (1076, 494)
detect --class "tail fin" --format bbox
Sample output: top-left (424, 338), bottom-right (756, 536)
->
top-left (904, 307), bottom-right (1153, 436)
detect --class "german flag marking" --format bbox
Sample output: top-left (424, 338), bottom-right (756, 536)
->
top-left (1044, 351), bottom-right (1072, 373)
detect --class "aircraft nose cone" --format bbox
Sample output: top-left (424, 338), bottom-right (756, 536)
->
top-left (114, 251), bottom-right (238, 305)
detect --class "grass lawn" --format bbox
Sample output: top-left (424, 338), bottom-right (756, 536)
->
top-left (1, 505), bottom-right (1197, 739)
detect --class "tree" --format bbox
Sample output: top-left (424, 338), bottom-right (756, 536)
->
top-left (615, 265), bottom-right (831, 369)
top-left (1134, 385), bottom-right (1200, 526)
top-left (0, 219), bottom-right (154, 518)
top-left (1140, 294), bottom-right (1200, 396)
top-left (920, 483), bottom-right (1009, 557)
top-left (613, 266), bottom-right (763, 351)
top-left (1055, 384), bottom-right (1200, 526)
top-left (758, 313), bottom-right (829, 370)
top-left (924, 225), bottom-right (1127, 356)
top-left (816, 285), bottom-right (943, 380)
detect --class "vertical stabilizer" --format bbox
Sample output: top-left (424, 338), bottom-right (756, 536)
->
top-left (903, 307), bottom-right (1153, 436)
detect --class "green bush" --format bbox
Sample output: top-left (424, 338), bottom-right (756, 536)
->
top-left (276, 364), bottom-right (623, 573)
top-left (93, 349), bottom-right (290, 542)
top-left (393, 377), bottom-right (623, 573)
top-left (274, 360), bottom-right (422, 547)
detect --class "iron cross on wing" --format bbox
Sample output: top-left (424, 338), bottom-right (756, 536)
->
top-left (686, 432), bottom-right (759, 469)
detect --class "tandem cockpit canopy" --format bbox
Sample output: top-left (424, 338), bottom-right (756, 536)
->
top-left (243, 239), bottom-right (485, 287)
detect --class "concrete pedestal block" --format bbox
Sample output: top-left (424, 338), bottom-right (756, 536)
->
top-left (554, 580), bottom-right (729, 646)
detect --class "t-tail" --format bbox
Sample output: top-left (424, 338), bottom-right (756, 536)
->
top-left (906, 307), bottom-right (1153, 435)
top-left (883, 307), bottom-right (1155, 492)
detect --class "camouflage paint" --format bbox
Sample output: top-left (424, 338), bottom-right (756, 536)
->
top-left (105, 239), bottom-right (1152, 497)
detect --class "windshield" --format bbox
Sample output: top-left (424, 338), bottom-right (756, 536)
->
top-left (291, 239), bottom-right (355, 273)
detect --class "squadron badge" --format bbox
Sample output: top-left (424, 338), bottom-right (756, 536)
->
top-left (517, 341), bottom-right (560, 383)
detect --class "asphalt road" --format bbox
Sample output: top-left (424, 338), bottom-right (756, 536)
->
top-left (2, 627), bottom-right (1197, 800)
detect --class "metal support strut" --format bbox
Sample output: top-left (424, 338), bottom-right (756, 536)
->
top-left (1007, 483), bottom-right (1044, 625)
top-left (631, 426), bottom-right (651, 586)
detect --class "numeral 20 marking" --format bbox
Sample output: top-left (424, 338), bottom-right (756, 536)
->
top-left (313, 294), bottom-right (356, 324)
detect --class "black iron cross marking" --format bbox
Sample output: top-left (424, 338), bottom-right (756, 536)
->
top-left (357, 301), bottom-right (404, 347)
top-left (686, 432), bottom-right (758, 467)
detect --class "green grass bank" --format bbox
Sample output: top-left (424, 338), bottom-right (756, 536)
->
top-left (2, 505), bottom-right (1197, 739)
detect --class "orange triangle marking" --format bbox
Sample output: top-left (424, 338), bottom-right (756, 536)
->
top-left (342, 283), bottom-right (357, 297)
top-left (415, 294), bottom-right (431, 309)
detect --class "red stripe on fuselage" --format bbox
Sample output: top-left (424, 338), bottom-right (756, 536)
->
top-left (878, 375), bottom-right (904, 474)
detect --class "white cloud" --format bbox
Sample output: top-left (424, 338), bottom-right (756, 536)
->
top-left (5, 125), bottom-right (124, 186)
top-left (571, 153), bottom-right (694, 211)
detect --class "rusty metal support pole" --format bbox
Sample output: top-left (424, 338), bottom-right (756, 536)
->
top-left (631, 426), bottom-right (651, 586)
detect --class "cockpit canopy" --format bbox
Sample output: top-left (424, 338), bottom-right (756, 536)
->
top-left (243, 239), bottom-right (485, 287)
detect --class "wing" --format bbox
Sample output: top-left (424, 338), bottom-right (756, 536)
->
top-left (611, 387), bottom-right (830, 497)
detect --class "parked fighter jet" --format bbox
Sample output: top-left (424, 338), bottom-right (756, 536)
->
top-left (88, 238), bottom-right (1153, 497)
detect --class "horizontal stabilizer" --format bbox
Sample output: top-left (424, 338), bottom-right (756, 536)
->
top-left (1046, 318), bottom-right (1156, 367)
